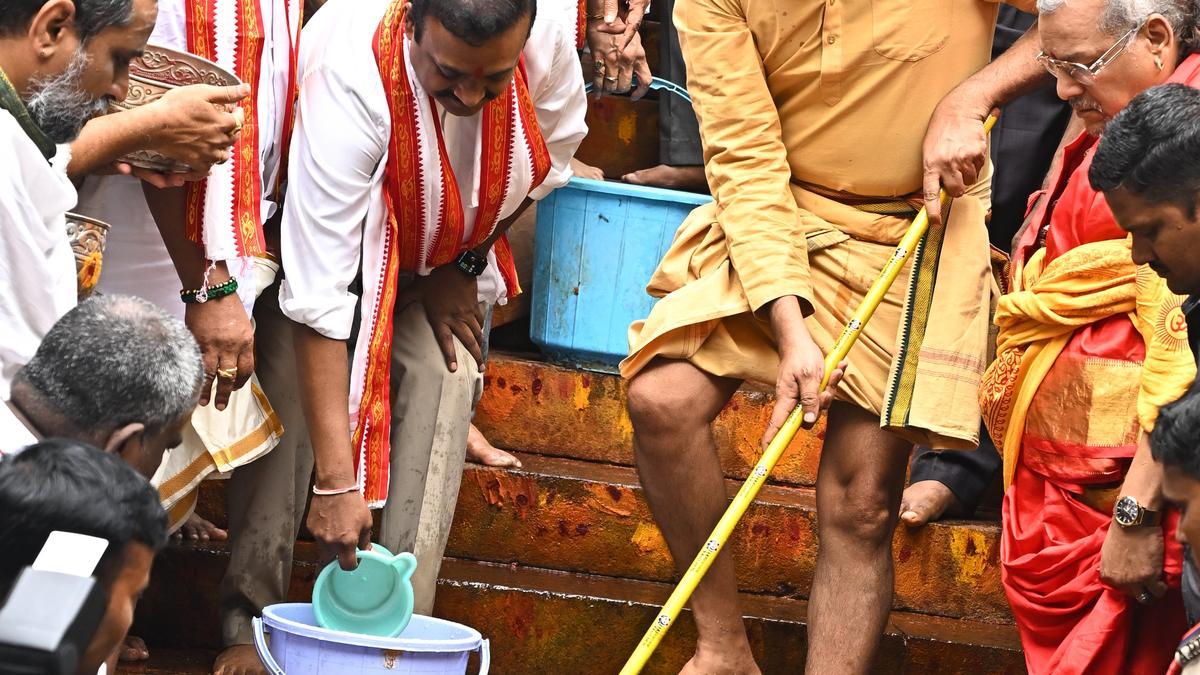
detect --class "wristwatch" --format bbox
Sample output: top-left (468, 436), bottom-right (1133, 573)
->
top-left (454, 249), bottom-right (488, 277)
top-left (1113, 495), bottom-right (1162, 528)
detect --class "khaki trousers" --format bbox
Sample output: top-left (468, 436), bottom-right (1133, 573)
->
top-left (379, 301), bottom-right (483, 615)
top-left (219, 279), bottom-right (314, 647)
top-left (219, 291), bottom-right (481, 644)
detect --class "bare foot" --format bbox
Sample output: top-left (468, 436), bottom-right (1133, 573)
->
top-left (570, 157), bottom-right (605, 180)
top-left (622, 165), bottom-right (708, 192)
top-left (899, 480), bottom-right (960, 527)
top-left (171, 513), bottom-right (229, 543)
top-left (679, 640), bottom-right (761, 675)
top-left (465, 424), bottom-right (522, 468)
top-left (213, 644), bottom-right (267, 675)
top-left (119, 634), bottom-right (149, 662)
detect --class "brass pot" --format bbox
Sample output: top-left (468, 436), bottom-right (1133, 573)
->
top-left (109, 44), bottom-right (242, 174)
top-left (65, 212), bottom-right (111, 300)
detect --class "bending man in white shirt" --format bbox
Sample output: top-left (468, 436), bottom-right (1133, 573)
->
top-left (0, 0), bottom-right (157, 396)
top-left (282, 0), bottom-right (585, 611)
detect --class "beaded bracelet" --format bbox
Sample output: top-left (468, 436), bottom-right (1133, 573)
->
top-left (180, 277), bottom-right (238, 304)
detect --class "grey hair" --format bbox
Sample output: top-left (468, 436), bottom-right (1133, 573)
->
top-left (0, 0), bottom-right (134, 41)
top-left (15, 294), bottom-right (204, 437)
top-left (1037, 0), bottom-right (1196, 46)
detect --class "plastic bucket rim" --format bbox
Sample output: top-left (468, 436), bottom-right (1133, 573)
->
top-left (559, 176), bottom-right (712, 206)
top-left (261, 603), bottom-right (483, 653)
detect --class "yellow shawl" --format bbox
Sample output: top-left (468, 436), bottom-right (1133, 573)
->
top-left (981, 237), bottom-right (1194, 487)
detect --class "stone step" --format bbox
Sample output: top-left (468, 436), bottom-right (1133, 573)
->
top-left (118, 648), bottom-right (216, 674)
top-left (129, 542), bottom-right (1023, 674)
top-left (434, 558), bottom-right (1026, 675)
top-left (448, 453), bottom-right (1010, 625)
top-left (476, 353), bottom-right (826, 487)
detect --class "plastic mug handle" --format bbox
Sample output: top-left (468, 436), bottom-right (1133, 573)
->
top-left (251, 617), bottom-right (286, 675)
top-left (477, 638), bottom-right (491, 675)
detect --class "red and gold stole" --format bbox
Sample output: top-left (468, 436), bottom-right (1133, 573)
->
top-left (184, 0), bottom-right (267, 258)
top-left (576, 0), bottom-right (587, 49)
top-left (352, 2), bottom-right (551, 506)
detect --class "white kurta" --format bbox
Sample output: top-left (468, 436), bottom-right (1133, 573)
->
top-left (78, 0), bottom-right (299, 315)
top-left (0, 110), bottom-right (78, 398)
top-left (279, 0), bottom-right (587, 339)
top-left (0, 400), bottom-right (38, 458)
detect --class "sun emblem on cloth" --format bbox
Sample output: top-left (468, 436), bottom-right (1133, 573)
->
top-left (1155, 303), bottom-right (1190, 352)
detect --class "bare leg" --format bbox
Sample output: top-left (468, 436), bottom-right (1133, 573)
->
top-left (898, 480), bottom-right (959, 527)
top-left (806, 401), bottom-right (911, 674)
top-left (622, 165), bottom-right (707, 192)
top-left (170, 512), bottom-right (229, 543)
top-left (118, 635), bottom-right (148, 662)
top-left (627, 358), bottom-right (757, 674)
top-left (465, 423), bottom-right (522, 468)
top-left (212, 645), bottom-right (265, 675)
top-left (570, 157), bottom-right (605, 181)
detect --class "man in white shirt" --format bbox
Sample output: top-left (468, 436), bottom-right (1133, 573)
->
top-left (283, 0), bottom-right (585, 611)
top-left (0, 0), bottom-right (157, 397)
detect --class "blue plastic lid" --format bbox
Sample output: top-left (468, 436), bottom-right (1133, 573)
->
top-left (311, 544), bottom-right (418, 638)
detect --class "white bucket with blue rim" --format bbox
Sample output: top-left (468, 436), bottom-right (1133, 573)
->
top-left (252, 603), bottom-right (489, 674)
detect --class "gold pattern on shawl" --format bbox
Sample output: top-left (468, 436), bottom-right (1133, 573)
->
top-left (1024, 354), bottom-right (1141, 450)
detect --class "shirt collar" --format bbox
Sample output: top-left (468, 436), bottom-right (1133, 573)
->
top-left (0, 66), bottom-right (56, 161)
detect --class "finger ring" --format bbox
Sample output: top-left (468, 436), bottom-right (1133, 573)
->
top-left (593, 60), bottom-right (606, 72)
top-left (216, 367), bottom-right (238, 380)
top-left (605, 76), bottom-right (618, 82)
top-left (1137, 592), bottom-right (1153, 604)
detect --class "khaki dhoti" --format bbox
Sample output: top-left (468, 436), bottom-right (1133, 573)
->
top-left (648, 235), bottom-right (911, 418)
top-left (622, 181), bottom-right (995, 449)
top-left (378, 301), bottom-right (484, 615)
top-left (220, 276), bottom-right (314, 647)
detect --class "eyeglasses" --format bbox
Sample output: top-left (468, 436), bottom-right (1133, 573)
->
top-left (1036, 19), bottom-right (1148, 86)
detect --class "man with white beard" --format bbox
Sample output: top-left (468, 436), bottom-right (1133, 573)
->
top-left (0, 0), bottom-right (158, 394)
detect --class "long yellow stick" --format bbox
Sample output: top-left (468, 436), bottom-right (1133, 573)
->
top-left (619, 117), bottom-right (997, 674)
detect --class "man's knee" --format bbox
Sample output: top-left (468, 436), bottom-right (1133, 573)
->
top-left (820, 482), bottom-right (897, 544)
top-left (627, 370), bottom-right (700, 439)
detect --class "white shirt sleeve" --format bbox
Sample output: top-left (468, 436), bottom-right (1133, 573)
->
top-left (279, 61), bottom-right (387, 340)
top-left (527, 24), bottom-right (588, 201)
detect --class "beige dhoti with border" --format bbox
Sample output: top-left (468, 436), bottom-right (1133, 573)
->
top-left (621, 181), bottom-right (995, 450)
top-left (153, 258), bottom-right (286, 531)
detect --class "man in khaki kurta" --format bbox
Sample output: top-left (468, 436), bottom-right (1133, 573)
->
top-left (622, 0), bottom-right (1037, 671)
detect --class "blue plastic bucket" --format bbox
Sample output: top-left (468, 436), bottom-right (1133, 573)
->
top-left (532, 77), bottom-right (711, 371)
top-left (252, 603), bottom-right (489, 674)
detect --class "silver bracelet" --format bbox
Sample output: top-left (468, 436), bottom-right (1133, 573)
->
top-left (312, 483), bottom-right (360, 496)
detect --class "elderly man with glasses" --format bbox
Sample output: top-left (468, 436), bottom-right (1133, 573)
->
top-left (920, 0), bottom-right (1200, 672)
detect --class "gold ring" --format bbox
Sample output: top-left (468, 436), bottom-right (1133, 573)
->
top-left (216, 367), bottom-right (238, 380)
top-left (593, 60), bottom-right (606, 72)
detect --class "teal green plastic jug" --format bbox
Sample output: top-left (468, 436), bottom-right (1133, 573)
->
top-left (311, 544), bottom-right (418, 637)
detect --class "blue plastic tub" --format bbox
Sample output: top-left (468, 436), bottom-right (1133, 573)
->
top-left (252, 603), bottom-right (489, 674)
top-left (531, 177), bottom-right (711, 370)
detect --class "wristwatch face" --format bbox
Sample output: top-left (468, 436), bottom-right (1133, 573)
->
top-left (1114, 496), bottom-right (1141, 527)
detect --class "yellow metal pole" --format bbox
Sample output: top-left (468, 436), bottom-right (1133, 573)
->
top-left (618, 116), bottom-right (998, 675)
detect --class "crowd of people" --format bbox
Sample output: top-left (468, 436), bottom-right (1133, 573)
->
top-left (6, 0), bottom-right (1200, 673)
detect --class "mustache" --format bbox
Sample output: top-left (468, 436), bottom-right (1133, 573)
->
top-left (24, 48), bottom-right (114, 144)
top-left (1070, 96), bottom-right (1102, 113)
top-left (433, 89), bottom-right (501, 108)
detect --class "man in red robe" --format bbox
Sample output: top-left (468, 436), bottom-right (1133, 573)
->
top-left (928, 0), bottom-right (1199, 671)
